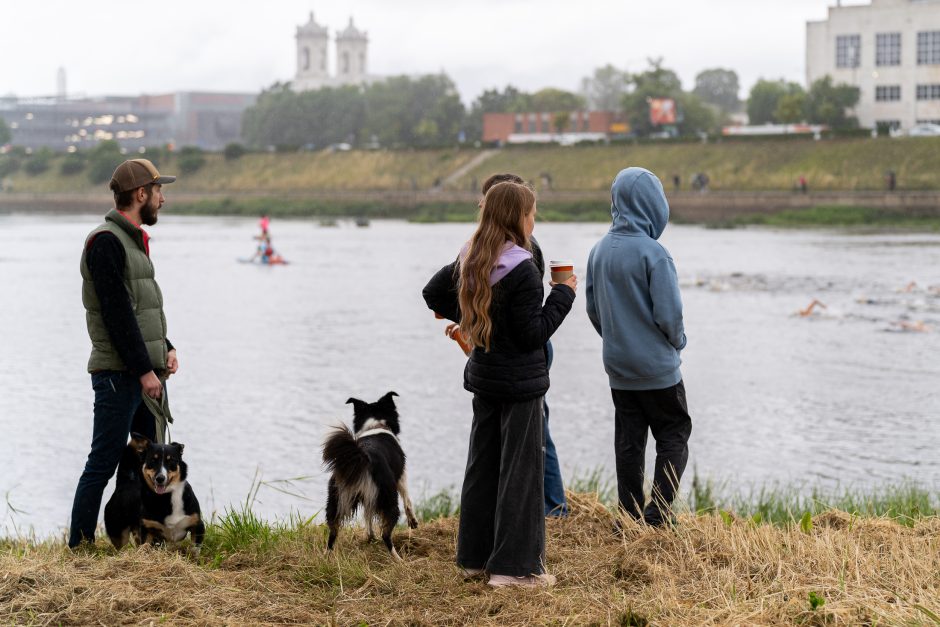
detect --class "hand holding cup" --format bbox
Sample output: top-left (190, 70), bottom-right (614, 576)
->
top-left (549, 259), bottom-right (578, 292)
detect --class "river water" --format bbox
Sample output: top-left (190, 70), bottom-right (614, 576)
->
top-left (1, 214), bottom-right (938, 538)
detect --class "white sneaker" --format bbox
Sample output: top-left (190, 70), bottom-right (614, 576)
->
top-left (487, 573), bottom-right (556, 588)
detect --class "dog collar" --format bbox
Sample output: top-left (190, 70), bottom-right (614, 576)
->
top-left (356, 427), bottom-right (400, 444)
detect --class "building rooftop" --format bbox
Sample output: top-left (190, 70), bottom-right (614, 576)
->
top-left (336, 17), bottom-right (367, 41)
top-left (297, 12), bottom-right (328, 37)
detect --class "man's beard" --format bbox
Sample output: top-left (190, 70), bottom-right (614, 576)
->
top-left (140, 191), bottom-right (159, 226)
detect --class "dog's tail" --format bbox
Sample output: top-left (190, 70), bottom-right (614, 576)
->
top-left (322, 423), bottom-right (369, 487)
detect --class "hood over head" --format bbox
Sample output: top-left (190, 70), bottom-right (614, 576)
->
top-left (609, 167), bottom-right (669, 239)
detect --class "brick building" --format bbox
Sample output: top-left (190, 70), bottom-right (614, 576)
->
top-left (483, 111), bottom-right (628, 144)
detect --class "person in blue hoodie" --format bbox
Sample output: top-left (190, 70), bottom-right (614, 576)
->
top-left (585, 167), bottom-right (692, 528)
top-left (423, 181), bottom-right (576, 587)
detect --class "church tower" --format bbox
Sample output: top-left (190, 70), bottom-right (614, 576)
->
top-left (335, 17), bottom-right (368, 84)
top-left (294, 12), bottom-right (329, 91)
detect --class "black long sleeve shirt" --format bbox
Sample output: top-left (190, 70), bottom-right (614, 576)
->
top-left (86, 232), bottom-right (172, 376)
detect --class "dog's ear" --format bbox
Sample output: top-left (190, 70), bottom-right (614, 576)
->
top-left (129, 433), bottom-right (150, 454)
top-left (378, 391), bottom-right (398, 409)
top-left (170, 442), bottom-right (185, 456)
top-left (346, 397), bottom-right (367, 414)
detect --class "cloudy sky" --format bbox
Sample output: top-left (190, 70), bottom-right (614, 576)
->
top-left (1, 0), bottom-right (865, 103)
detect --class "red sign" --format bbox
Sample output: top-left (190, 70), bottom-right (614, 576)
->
top-left (649, 98), bottom-right (677, 126)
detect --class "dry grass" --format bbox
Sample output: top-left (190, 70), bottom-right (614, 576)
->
top-left (2, 493), bottom-right (938, 626)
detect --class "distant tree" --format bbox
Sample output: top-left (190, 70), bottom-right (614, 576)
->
top-left (177, 146), bottom-right (206, 175)
top-left (244, 75), bottom-right (463, 149)
top-left (580, 64), bottom-right (631, 111)
top-left (676, 92), bottom-right (719, 135)
top-left (24, 147), bottom-right (53, 176)
top-left (747, 79), bottom-right (804, 125)
top-left (805, 76), bottom-right (860, 128)
top-left (775, 91), bottom-right (807, 123)
top-left (363, 74), bottom-right (465, 148)
top-left (87, 140), bottom-right (124, 184)
top-left (693, 68), bottom-right (740, 113)
top-left (0, 117), bottom-right (10, 145)
top-left (60, 151), bottom-right (87, 175)
top-left (529, 88), bottom-right (586, 113)
top-left (553, 112), bottom-right (570, 133)
top-left (465, 85), bottom-right (530, 141)
top-left (223, 142), bottom-right (246, 160)
top-left (0, 155), bottom-right (20, 178)
top-left (242, 83), bottom-right (365, 149)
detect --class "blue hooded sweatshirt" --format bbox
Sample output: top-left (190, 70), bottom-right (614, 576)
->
top-left (585, 167), bottom-right (687, 390)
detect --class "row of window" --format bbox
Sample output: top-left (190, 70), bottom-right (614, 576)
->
top-left (872, 84), bottom-right (940, 101)
top-left (513, 119), bottom-right (592, 133)
top-left (836, 31), bottom-right (940, 68)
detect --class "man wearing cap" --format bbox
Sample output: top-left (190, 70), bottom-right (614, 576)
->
top-left (68, 158), bottom-right (178, 548)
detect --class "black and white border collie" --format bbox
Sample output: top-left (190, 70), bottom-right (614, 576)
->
top-left (104, 433), bottom-right (204, 551)
top-left (322, 391), bottom-right (418, 560)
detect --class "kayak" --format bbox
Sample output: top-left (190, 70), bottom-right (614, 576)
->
top-left (237, 256), bottom-right (289, 265)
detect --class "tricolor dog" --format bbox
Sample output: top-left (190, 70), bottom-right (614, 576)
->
top-left (322, 391), bottom-right (418, 560)
top-left (104, 433), bottom-right (204, 550)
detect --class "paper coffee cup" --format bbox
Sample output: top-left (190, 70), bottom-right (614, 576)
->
top-left (549, 259), bottom-right (574, 283)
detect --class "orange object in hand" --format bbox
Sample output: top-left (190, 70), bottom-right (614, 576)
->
top-left (445, 323), bottom-right (473, 356)
top-left (434, 313), bottom-right (472, 355)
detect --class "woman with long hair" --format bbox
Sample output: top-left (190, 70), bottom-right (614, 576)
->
top-left (423, 181), bottom-right (577, 587)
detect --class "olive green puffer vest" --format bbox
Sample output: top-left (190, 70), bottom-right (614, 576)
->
top-left (80, 209), bottom-right (168, 373)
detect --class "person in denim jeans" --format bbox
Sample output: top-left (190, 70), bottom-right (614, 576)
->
top-left (542, 340), bottom-right (567, 516)
top-left (69, 159), bottom-right (179, 548)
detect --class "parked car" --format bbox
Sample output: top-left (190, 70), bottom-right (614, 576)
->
top-left (907, 123), bottom-right (940, 137)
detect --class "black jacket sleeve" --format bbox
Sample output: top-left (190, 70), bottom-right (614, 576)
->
top-left (506, 262), bottom-right (575, 352)
top-left (422, 260), bottom-right (461, 323)
top-left (86, 233), bottom-right (154, 376)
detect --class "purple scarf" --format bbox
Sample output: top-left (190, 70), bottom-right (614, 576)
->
top-left (460, 241), bottom-right (533, 286)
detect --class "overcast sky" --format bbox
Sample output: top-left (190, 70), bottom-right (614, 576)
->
top-left (2, 0), bottom-right (867, 103)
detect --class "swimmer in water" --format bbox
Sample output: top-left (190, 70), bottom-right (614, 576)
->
top-left (798, 299), bottom-right (827, 317)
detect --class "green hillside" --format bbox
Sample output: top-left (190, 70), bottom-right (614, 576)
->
top-left (456, 137), bottom-right (940, 191)
top-left (3, 137), bottom-right (940, 194)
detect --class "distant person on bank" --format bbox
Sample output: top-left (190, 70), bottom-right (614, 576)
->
top-left (68, 159), bottom-right (179, 548)
top-left (585, 167), bottom-right (692, 528)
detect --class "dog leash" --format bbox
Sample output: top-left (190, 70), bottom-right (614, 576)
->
top-left (141, 378), bottom-right (173, 444)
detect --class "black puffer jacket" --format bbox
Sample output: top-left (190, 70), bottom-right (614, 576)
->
top-left (423, 257), bottom-right (575, 402)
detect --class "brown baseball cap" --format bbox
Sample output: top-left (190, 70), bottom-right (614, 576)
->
top-left (109, 158), bottom-right (176, 193)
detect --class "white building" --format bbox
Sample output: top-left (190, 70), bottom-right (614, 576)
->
top-left (293, 13), bottom-right (375, 91)
top-left (807, 0), bottom-right (940, 131)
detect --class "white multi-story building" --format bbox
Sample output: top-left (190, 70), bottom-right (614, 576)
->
top-left (293, 13), bottom-right (375, 92)
top-left (807, 0), bottom-right (940, 130)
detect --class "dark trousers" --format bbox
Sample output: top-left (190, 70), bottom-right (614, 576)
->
top-left (612, 381), bottom-right (692, 525)
top-left (68, 371), bottom-right (157, 548)
top-left (457, 394), bottom-right (545, 577)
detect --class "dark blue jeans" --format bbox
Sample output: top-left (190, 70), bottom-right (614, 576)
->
top-left (543, 341), bottom-right (568, 517)
top-left (68, 371), bottom-right (157, 548)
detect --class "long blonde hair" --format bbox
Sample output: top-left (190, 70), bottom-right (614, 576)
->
top-left (458, 181), bottom-right (536, 352)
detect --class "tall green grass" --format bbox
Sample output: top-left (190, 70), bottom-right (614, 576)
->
top-left (734, 205), bottom-right (940, 229)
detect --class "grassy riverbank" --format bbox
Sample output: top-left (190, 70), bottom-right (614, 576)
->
top-left (2, 482), bottom-right (938, 625)
top-left (5, 137), bottom-right (940, 195)
top-left (725, 205), bottom-right (940, 230)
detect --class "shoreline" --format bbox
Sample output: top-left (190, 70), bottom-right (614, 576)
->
top-left (2, 190), bottom-right (940, 229)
